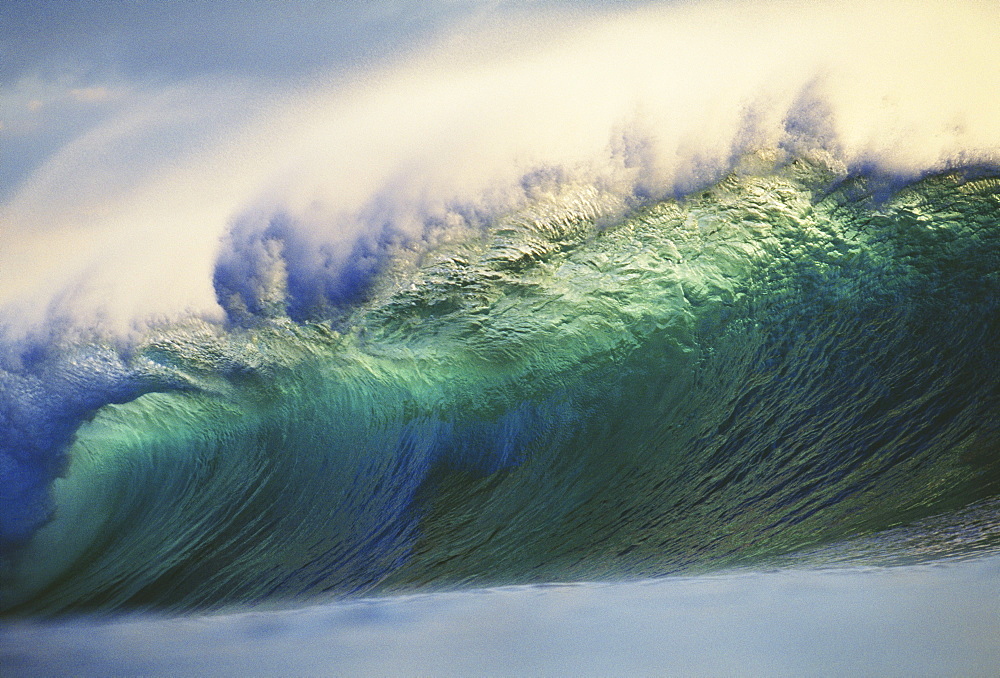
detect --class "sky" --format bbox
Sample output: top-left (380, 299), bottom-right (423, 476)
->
top-left (0, 0), bottom-right (457, 199)
top-left (0, 0), bottom-right (651, 201)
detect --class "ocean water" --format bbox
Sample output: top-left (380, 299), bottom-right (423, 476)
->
top-left (2, 0), bottom-right (1000, 674)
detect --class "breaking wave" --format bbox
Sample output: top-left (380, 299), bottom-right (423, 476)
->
top-left (2, 0), bottom-right (1000, 617)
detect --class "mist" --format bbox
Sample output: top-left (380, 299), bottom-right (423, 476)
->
top-left (1, 0), bottom-right (998, 337)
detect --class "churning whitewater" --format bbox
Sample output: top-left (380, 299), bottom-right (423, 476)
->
top-left (2, 0), bottom-right (1000, 623)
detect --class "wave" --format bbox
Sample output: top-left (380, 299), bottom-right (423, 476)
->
top-left (4, 152), bottom-right (1000, 614)
top-left (2, 0), bottom-right (1000, 616)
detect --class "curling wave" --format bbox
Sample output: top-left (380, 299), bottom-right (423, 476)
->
top-left (3, 152), bottom-right (1000, 615)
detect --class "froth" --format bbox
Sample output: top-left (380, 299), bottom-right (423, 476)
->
top-left (1, 0), bottom-right (997, 335)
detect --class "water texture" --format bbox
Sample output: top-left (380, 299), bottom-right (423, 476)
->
top-left (3, 155), bottom-right (999, 615)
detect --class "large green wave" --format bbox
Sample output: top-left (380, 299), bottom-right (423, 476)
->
top-left (5, 156), bottom-right (1000, 615)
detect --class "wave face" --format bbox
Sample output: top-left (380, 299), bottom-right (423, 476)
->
top-left (3, 155), bottom-right (1000, 615)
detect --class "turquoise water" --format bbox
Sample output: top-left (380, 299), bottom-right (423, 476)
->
top-left (3, 155), bottom-right (999, 617)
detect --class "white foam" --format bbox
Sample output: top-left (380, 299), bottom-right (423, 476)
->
top-left (1, 0), bottom-right (998, 336)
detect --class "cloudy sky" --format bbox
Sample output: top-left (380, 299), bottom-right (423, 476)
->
top-left (0, 0), bottom-right (652, 201)
top-left (0, 0), bottom-right (456, 199)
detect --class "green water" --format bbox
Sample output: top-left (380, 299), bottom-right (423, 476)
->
top-left (6, 156), bottom-right (1000, 615)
